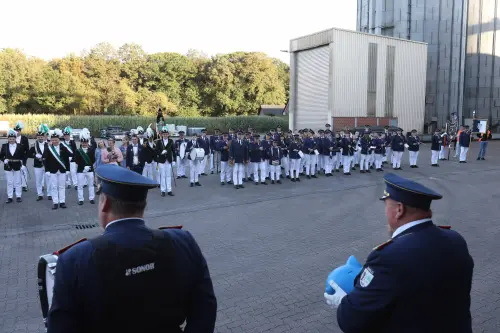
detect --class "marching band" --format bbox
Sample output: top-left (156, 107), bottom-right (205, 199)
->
top-left (0, 121), bottom-right (481, 207)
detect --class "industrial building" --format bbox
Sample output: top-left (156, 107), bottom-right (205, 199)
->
top-left (288, 28), bottom-right (427, 133)
top-left (357, 0), bottom-right (500, 132)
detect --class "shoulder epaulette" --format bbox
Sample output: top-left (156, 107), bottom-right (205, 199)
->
top-left (159, 225), bottom-right (183, 230)
top-left (373, 239), bottom-right (393, 251)
top-left (53, 238), bottom-right (87, 255)
top-left (437, 225), bottom-right (451, 230)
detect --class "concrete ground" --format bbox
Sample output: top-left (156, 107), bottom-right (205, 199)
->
top-left (0, 140), bottom-right (499, 333)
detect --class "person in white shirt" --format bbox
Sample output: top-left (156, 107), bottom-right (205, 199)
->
top-left (28, 126), bottom-right (50, 200)
top-left (43, 129), bottom-right (71, 210)
top-left (0, 129), bottom-right (25, 203)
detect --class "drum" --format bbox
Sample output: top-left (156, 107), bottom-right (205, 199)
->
top-left (179, 142), bottom-right (187, 159)
top-left (37, 253), bottom-right (58, 328)
top-left (189, 148), bottom-right (205, 161)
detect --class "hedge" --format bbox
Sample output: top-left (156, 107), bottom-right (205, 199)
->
top-left (0, 114), bottom-right (289, 136)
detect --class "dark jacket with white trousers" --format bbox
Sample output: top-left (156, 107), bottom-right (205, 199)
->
top-left (43, 144), bottom-right (71, 174)
top-left (0, 143), bottom-right (26, 171)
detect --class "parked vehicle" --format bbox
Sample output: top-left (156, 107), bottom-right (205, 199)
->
top-left (100, 126), bottom-right (129, 140)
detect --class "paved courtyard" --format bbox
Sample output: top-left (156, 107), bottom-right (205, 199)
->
top-left (0, 140), bottom-right (499, 333)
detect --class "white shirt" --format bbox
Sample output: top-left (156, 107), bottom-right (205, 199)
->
top-left (392, 218), bottom-right (432, 238)
top-left (15, 136), bottom-right (21, 144)
top-left (163, 139), bottom-right (169, 146)
top-left (133, 145), bottom-right (138, 156)
top-left (106, 217), bottom-right (144, 229)
top-left (38, 141), bottom-right (45, 154)
top-left (52, 144), bottom-right (60, 154)
top-left (8, 143), bottom-right (16, 156)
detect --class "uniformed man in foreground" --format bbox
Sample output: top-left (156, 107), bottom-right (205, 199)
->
top-left (326, 173), bottom-right (473, 333)
top-left (47, 164), bottom-right (217, 333)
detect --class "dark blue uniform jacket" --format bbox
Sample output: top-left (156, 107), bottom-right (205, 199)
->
top-left (47, 219), bottom-right (217, 333)
top-left (459, 131), bottom-right (471, 148)
top-left (337, 221), bottom-right (473, 333)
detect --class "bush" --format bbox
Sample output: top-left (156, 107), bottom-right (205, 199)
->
top-left (0, 114), bottom-right (289, 136)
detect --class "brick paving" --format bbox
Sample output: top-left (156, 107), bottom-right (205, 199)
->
top-left (0, 140), bottom-right (499, 332)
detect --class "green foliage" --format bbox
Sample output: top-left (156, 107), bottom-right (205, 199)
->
top-left (0, 45), bottom-right (289, 117)
top-left (0, 114), bottom-right (289, 136)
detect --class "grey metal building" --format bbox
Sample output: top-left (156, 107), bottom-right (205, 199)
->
top-left (358, 0), bottom-right (500, 130)
top-left (357, 0), bottom-right (468, 132)
top-left (465, 0), bottom-right (500, 127)
top-left (288, 28), bottom-right (427, 132)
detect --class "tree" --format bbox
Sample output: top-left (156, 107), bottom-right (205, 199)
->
top-left (0, 45), bottom-right (289, 116)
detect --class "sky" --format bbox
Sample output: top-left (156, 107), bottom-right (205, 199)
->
top-left (0, 0), bottom-right (356, 64)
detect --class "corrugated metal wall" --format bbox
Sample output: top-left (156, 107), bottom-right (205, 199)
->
top-left (358, 0), bottom-right (468, 130)
top-left (290, 28), bottom-right (427, 132)
top-left (295, 46), bottom-right (330, 130)
top-left (465, 0), bottom-right (500, 124)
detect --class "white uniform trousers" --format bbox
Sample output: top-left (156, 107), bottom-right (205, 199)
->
top-left (153, 161), bottom-right (160, 184)
top-left (304, 154), bottom-right (316, 176)
top-left (392, 151), bottom-right (403, 168)
top-left (34, 167), bottom-right (45, 197)
top-left (246, 163), bottom-right (252, 178)
top-left (5, 170), bottom-right (22, 199)
top-left (323, 155), bottom-right (333, 174)
top-left (159, 161), bottom-right (172, 193)
top-left (369, 151), bottom-right (375, 167)
top-left (431, 150), bottom-right (439, 165)
top-left (66, 162), bottom-right (78, 186)
top-left (384, 147), bottom-right (392, 162)
top-left (270, 164), bottom-right (281, 180)
top-left (290, 158), bottom-right (301, 178)
top-left (51, 171), bottom-right (66, 204)
top-left (220, 161), bottom-right (232, 182)
top-left (199, 155), bottom-right (208, 175)
top-left (45, 172), bottom-right (51, 196)
top-left (21, 165), bottom-right (28, 188)
top-left (460, 147), bottom-right (469, 161)
top-left (209, 152), bottom-right (215, 172)
top-left (360, 154), bottom-right (369, 171)
top-left (409, 151), bottom-right (419, 166)
top-left (353, 151), bottom-right (361, 165)
top-left (374, 154), bottom-right (383, 169)
top-left (77, 172), bottom-right (95, 202)
top-left (300, 157), bottom-right (305, 172)
top-left (317, 153), bottom-right (324, 171)
top-left (455, 143), bottom-right (461, 157)
top-left (232, 163), bottom-right (244, 185)
top-left (342, 156), bottom-right (352, 174)
top-left (439, 146), bottom-right (447, 159)
top-left (142, 163), bottom-right (154, 180)
top-left (189, 160), bottom-right (200, 183)
top-left (281, 156), bottom-right (290, 176)
top-left (176, 157), bottom-right (187, 177)
top-left (251, 161), bottom-right (266, 183)
top-left (335, 152), bottom-right (342, 170)
top-left (33, 167), bottom-right (45, 197)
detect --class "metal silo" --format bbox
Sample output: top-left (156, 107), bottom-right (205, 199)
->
top-left (464, 0), bottom-right (500, 126)
top-left (357, 0), bottom-right (468, 132)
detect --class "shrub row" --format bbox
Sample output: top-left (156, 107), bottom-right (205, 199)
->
top-left (0, 114), bottom-right (289, 136)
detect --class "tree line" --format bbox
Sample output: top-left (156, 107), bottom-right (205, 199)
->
top-left (0, 43), bottom-right (289, 117)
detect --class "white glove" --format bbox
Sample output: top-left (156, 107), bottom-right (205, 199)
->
top-left (83, 166), bottom-right (90, 172)
top-left (161, 150), bottom-right (167, 155)
top-left (35, 153), bottom-right (42, 159)
top-left (69, 157), bottom-right (73, 162)
top-left (324, 281), bottom-right (347, 309)
top-left (404, 143), bottom-right (409, 148)
top-left (3, 159), bottom-right (8, 164)
top-left (172, 162), bottom-right (176, 167)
